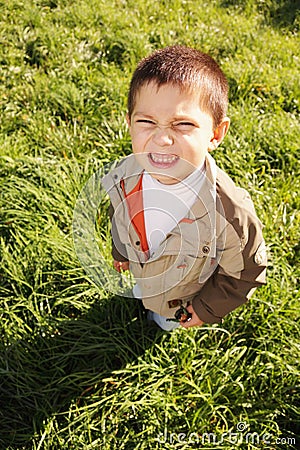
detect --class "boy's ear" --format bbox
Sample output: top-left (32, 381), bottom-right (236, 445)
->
top-left (208, 117), bottom-right (230, 151)
top-left (126, 113), bottom-right (131, 127)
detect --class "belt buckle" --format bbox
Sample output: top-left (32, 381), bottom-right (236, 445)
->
top-left (166, 306), bottom-right (192, 323)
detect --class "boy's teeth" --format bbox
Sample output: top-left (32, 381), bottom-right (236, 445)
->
top-left (150, 153), bottom-right (178, 163)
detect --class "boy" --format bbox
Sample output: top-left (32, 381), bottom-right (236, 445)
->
top-left (101, 45), bottom-right (267, 330)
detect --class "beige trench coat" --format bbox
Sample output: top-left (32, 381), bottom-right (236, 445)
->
top-left (102, 154), bottom-right (267, 323)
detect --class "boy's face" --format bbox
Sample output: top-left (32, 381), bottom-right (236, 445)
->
top-left (127, 82), bottom-right (229, 184)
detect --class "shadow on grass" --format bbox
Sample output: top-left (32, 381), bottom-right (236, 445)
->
top-left (0, 295), bottom-right (165, 448)
top-left (221, 0), bottom-right (299, 31)
top-left (271, 0), bottom-right (299, 30)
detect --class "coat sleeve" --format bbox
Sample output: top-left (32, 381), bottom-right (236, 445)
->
top-left (192, 196), bottom-right (267, 324)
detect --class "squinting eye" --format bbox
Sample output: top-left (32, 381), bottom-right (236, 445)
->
top-left (174, 122), bottom-right (195, 130)
top-left (136, 119), bottom-right (155, 125)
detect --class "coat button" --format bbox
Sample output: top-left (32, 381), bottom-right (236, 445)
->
top-left (202, 245), bottom-right (210, 254)
top-left (135, 241), bottom-right (140, 246)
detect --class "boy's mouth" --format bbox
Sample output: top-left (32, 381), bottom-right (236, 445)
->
top-left (148, 153), bottom-right (179, 168)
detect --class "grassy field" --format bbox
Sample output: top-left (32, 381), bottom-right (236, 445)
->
top-left (0, 0), bottom-right (299, 449)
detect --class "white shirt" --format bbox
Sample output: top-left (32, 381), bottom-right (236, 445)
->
top-left (142, 164), bottom-right (206, 256)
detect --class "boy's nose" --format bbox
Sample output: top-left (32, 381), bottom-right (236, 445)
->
top-left (152, 127), bottom-right (174, 147)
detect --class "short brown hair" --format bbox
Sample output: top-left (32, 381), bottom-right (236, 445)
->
top-left (128, 45), bottom-right (229, 128)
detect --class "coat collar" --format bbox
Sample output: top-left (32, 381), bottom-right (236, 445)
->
top-left (102, 153), bottom-right (217, 202)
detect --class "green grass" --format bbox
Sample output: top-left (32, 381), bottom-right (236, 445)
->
top-left (0, 0), bottom-right (299, 449)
